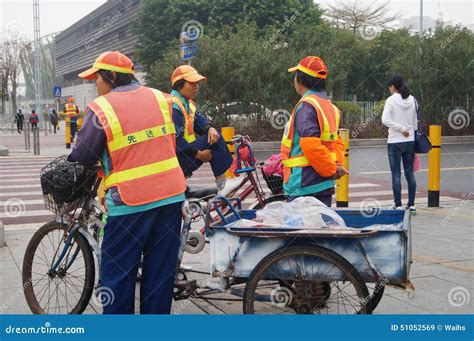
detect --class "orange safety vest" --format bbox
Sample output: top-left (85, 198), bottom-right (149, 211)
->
top-left (281, 93), bottom-right (341, 183)
top-left (65, 103), bottom-right (77, 118)
top-left (172, 96), bottom-right (197, 143)
top-left (88, 86), bottom-right (186, 206)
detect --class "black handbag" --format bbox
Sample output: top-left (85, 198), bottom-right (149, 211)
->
top-left (414, 98), bottom-right (432, 154)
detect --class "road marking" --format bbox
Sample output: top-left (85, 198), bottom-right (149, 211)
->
top-left (0, 184), bottom-right (41, 190)
top-left (413, 255), bottom-right (474, 273)
top-left (348, 183), bottom-right (381, 188)
top-left (345, 197), bottom-right (461, 207)
top-left (360, 166), bottom-right (474, 175)
top-left (0, 199), bottom-right (44, 205)
top-left (0, 191), bottom-right (43, 197)
top-left (0, 209), bottom-right (52, 219)
top-left (348, 190), bottom-right (412, 197)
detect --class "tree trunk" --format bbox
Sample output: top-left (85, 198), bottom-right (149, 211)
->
top-left (11, 78), bottom-right (17, 114)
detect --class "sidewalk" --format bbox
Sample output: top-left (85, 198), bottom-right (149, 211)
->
top-left (1, 200), bottom-right (472, 314)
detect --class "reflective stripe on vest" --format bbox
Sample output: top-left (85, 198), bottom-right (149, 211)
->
top-left (65, 103), bottom-right (77, 117)
top-left (103, 157), bottom-right (180, 188)
top-left (281, 94), bottom-right (339, 169)
top-left (94, 90), bottom-right (175, 152)
top-left (281, 152), bottom-right (337, 168)
top-left (172, 96), bottom-right (196, 143)
top-left (301, 96), bottom-right (340, 141)
top-left (91, 88), bottom-right (182, 192)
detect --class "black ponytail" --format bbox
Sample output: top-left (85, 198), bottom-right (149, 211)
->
top-left (388, 75), bottom-right (410, 99)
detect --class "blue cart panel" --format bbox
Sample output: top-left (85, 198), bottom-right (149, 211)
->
top-left (209, 209), bottom-right (411, 286)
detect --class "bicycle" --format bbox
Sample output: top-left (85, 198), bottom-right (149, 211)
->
top-left (183, 135), bottom-right (286, 254)
top-left (22, 156), bottom-right (103, 314)
top-left (22, 144), bottom-right (286, 314)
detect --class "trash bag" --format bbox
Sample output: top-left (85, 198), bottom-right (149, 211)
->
top-left (256, 196), bottom-right (347, 229)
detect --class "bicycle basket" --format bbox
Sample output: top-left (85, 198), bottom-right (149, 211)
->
top-left (40, 155), bottom-right (99, 215)
top-left (261, 169), bottom-right (283, 195)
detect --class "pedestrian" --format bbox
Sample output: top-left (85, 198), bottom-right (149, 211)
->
top-left (281, 56), bottom-right (347, 207)
top-left (50, 109), bottom-right (59, 133)
top-left (15, 109), bottom-right (25, 133)
top-left (381, 75), bottom-right (417, 214)
top-left (29, 110), bottom-right (39, 129)
top-left (69, 51), bottom-right (186, 314)
top-left (64, 97), bottom-right (78, 142)
top-left (170, 65), bottom-right (233, 190)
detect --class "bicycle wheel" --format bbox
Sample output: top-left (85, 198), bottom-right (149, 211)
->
top-left (243, 245), bottom-right (369, 314)
top-left (22, 221), bottom-right (95, 314)
top-left (366, 281), bottom-right (385, 313)
top-left (250, 194), bottom-right (286, 210)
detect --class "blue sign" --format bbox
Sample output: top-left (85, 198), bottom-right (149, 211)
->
top-left (180, 42), bottom-right (198, 61)
top-left (53, 86), bottom-right (62, 98)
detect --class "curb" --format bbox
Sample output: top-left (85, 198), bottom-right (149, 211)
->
top-left (251, 135), bottom-right (474, 151)
top-left (0, 145), bottom-right (9, 156)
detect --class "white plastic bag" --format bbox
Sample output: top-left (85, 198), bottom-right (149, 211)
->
top-left (256, 196), bottom-right (348, 229)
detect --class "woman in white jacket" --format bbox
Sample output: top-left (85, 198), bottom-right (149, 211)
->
top-left (381, 75), bottom-right (418, 214)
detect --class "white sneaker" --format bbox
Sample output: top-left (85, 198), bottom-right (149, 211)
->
top-left (407, 205), bottom-right (417, 215)
top-left (390, 204), bottom-right (404, 210)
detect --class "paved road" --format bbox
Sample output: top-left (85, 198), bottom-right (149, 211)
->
top-left (0, 125), bottom-right (472, 227)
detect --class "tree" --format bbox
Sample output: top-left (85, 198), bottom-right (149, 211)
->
top-left (0, 39), bottom-right (30, 114)
top-left (135, 0), bottom-right (323, 72)
top-left (325, 0), bottom-right (401, 34)
top-left (0, 49), bottom-right (8, 115)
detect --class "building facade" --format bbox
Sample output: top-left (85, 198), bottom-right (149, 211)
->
top-left (54, 0), bottom-right (142, 109)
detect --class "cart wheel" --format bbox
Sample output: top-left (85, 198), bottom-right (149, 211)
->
top-left (184, 231), bottom-right (206, 254)
top-left (243, 245), bottom-right (369, 314)
top-left (366, 281), bottom-right (385, 313)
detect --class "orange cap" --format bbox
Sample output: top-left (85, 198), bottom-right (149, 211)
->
top-left (78, 51), bottom-right (135, 80)
top-left (171, 65), bottom-right (207, 86)
top-left (68, 97), bottom-right (74, 103)
top-left (288, 56), bottom-right (328, 79)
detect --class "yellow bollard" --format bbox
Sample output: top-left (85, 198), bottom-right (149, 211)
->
top-left (428, 125), bottom-right (441, 207)
top-left (65, 115), bottom-right (71, 149)
top-left (77, 117), bottom-right (83, 131)
top-left (336, 129), bottom-right (349, 207)
top-left (221, 127), bottom-right (235, 178)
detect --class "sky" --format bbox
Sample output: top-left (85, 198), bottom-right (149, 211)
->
top-left (1, 0), bottom-right (473, 40)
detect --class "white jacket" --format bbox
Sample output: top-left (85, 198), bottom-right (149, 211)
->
top-left (381, 93), bottom-right (418, 144)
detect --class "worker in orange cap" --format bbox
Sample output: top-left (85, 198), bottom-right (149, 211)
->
top-left (64, 97), bottom-right (79, 142)
top-left (69, 51), bottom-right (186, 314)
top-left (281, 56), bottom-right (347, 206)
top-left (170, 65), bottom-right (232, 190)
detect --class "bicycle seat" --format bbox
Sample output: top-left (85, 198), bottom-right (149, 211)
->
top-left (185, 186), bottom-right (218, 201)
